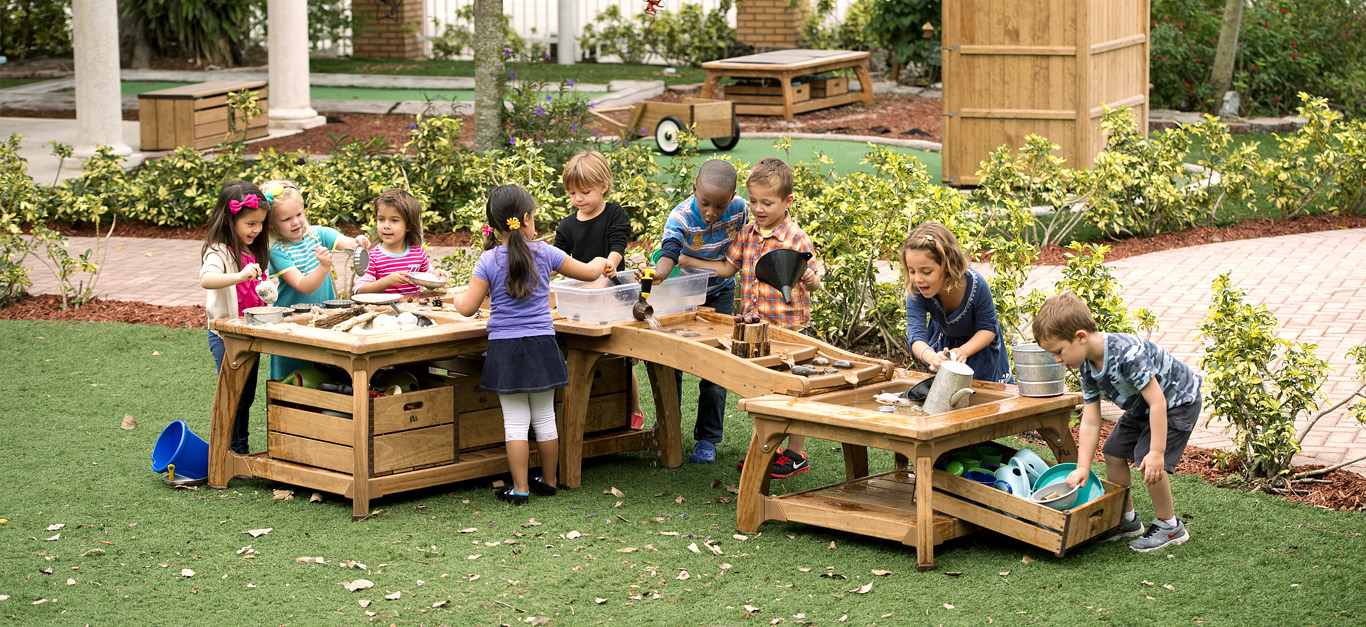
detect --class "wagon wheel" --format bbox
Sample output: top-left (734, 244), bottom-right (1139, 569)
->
top-left (654, 115), bottom-right (684, 155)
top-left (711, 118), bottom-right (741, 151)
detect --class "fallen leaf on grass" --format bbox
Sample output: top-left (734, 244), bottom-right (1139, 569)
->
top-left (1163, 584), bottom-right (1175, 591)
top-left (707, 543), bottom-right (723, 556)
top-left (687, 543), bottom-right (701, 554)
top-left (675, 495), bottom-right (686, 504)
top-left (719, 563), bottom-right (732, 570)
top-left (32, 599), bottom-right (47, 605)
top-left (66, 578), bottom-right (76, 585)
top-left (839, 615), bottom-right (848, 622)
top-left (272, 489), bottom-right (294, 501)
top-left (850, 582), bottom-right (872, 594)
top-left (45, 524), bottom-right (64, 531)
top-left (828, 541), bottom-right (837, 550)
top-left (522, 519), bottom-right (542, 527)
top-left (431, 600), bottom-right (447, 608)
top-left (566, 530), bottom-right (582, 540)
top-left (744, 604), bottom-right (760, 612)
top-left (943, 603), bottom-right (955, 609)
top-left (235, 546), bottom-right (257, 555)
top-left (1020, 555), bottom-right (1034, 564)
top-left (310, 493), bottom-right (323, 503)
top-left (676, 570), bottom-right (691, 580)
top-left (459, 528), bottom-right (479, 533)
top-left (120, 414), bottom-right (137, 430)
top-left (797, 567), bottom-right (811, 572)
top-left (358, 599), bottom-right (371, 608)
top-left (79, 548), bottom-right (104, 557)
top-left (871, 569), bottom-right (894, 576)
top-left (467, 554), bottom-right (482, 560)
top-left (660, 531), bottom-right (680, 536)
top-left (526, 618), bottom-right (550, 625)
top-left (467, 574), bottom-right (480, 582)
top-left (1141, 580), bottom-right (1154, 586)
top-left (385, 591), bottom-right (401, 600)
top-left (605, 487), bottom-right (625, 497)
top-left (44, 534), bottom-right (59, 541)
top-left (181, 569), bottom-right (195, 578)
top-left (341, 560), bottom-right (365, 569)
top-left (732, 534), bottom-right (750, 541)
top-left (594, 597), bottom-right (607, 604)
top-left (294, 556), bottom-right (324, 564)
top-left (243, 528), bottom-right (272, 537)
top-left (617, 547), bottom-right (638, 553)
top-left (343, 579), bottom-right (374, 592)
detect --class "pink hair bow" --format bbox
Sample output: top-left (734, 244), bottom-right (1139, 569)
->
top-left (229, 194), bottom-right (261, 214)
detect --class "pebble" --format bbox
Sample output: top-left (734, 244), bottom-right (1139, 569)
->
top-left (824, 367), bottom-right (839, 374)
top-left (812, 357), bottom-right (830, 366)
top-left (682, 332), bottom-right (700, 337)
top-left (833, 360), bottom-right (852, 369)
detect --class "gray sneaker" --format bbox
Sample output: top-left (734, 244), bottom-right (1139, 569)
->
top-left (1130, 518), bottom-right (1189, 552)
top-left (1097, 515), bottom-right (1145, 542)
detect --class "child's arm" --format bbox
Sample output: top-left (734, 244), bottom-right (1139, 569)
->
top-left (200, 262), bottom-right (261, 289)
top-left (334, 233), bottom-right (372, 251)
top-left (355, 270), bottom-right (414, 294)
top-left (949, 329), bottom-right (998, 362)
top-left (678, 255), bottom-right (738, 278)
top-left (279, 245), bottom-right (334, 294)
top-left (949, 273), bottom-right (1003, 360)
top-left (1066, 401), bottom-right (1104, 488)
top-left (1137, 379), bottom-right (1170, 486)
top-left (558, 256), bottom-right (609, 282)
top-left (605, 204), bottom-right (631, 276)
top-left (453, 276), bottom-right (489, 317)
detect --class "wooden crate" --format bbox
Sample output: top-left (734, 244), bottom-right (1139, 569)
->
top-left (427, 356), bottom-right (636, 453)
top-left (138, 81), bottom-right (270, 151)
top-left (807, 76), bottom-right (848, 98)
top-left (724, 82), bottom-right (810, 105)
top-left (930, 443), bottom-right (1127, 556)
top-left (941, 0), bottom-right (1149, 185)
top-left (266, 373), bottom-right (457, 477)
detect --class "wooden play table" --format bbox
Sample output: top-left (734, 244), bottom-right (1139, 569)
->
top-left (734, 379), bottom-right (1118, 571)
top-left (700, 49), bottom-right (874, 121)
top-left (206, 308), bottom-right (682, 519)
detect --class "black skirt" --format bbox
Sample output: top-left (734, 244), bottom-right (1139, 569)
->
top-left (479, 335), bottom-right (569, 394)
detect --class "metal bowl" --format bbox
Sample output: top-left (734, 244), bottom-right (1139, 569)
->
top-left (323, 299), bottom-right (353, 309)
top-left (1012, 343), bottom-right (1056, 366)
top-left (407, 272), bottom-right (449, 289)
top-left (293, 302), bottom-right (320, 314)
top-left (162, 473), bottom-right (207, 488)
top-left (243, 306), bottom-right (290, 325)
top-left (1029, 482), bottom-right (1080, 510)
top-left (1017, 379), bottom-right (1066, 397)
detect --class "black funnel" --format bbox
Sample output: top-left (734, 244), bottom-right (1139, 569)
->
top-left (755, 249), bottom-right (812, 304)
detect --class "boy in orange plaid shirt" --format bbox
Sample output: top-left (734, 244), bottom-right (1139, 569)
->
top-left (681, 157), bottom-right (823, 477)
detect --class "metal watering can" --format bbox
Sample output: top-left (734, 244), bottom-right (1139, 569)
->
top-left (923, 360), bottom-right (975, 414)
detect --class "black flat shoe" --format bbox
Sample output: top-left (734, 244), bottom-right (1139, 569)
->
top-left (494, 488), bottom-right (529, 505)
top-left (528, 476), bottom-right (557, 497)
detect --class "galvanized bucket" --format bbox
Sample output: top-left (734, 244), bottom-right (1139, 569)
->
top-left (1012, 343), bottom-right (1065, 397)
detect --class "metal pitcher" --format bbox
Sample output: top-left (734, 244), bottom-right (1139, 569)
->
top-left (923, 360), bottom-right (975, 414)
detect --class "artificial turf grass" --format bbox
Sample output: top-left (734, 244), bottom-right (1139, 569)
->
top-left (1, 320), bottom-right (1364, 625)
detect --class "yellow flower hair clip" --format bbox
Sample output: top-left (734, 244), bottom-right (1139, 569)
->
top-left (506, 217), bottom-right (521, 231)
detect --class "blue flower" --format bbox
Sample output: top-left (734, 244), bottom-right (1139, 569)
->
top-left (504, 48), bottom-right (511, 56)
top-left (408, 122), bottom-right (417, 129)
top-left (535, 107), bottom-right (544, 116)
top-left (509, 71), bottom-right (516, 79)
top-left (509, 137), bottom-right (517, 145)
top-left (589, 102), bottom-right (596, 109)
top-left (566, 79), bottom-right (575, 87)
top-left (546, 94), bottom-right (553, 101)
top-left (680, 514), bottom-right (689, 519)
top-left (571, 125), bottom-right (577, 131)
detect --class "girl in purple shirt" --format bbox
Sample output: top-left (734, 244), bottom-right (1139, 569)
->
top-left (454, 185), bottom-right (608, 505)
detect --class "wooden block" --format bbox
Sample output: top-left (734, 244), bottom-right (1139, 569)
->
top-left (809, 76), bottom-right (848, 97)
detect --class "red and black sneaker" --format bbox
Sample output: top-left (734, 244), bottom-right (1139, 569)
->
top-left (770, 449), bottom-right (810, 478)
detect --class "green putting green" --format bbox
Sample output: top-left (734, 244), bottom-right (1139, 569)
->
top-left (115, 81), bottom-right (605, 102)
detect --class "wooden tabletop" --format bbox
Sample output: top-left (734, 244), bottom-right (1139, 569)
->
top-left (702, 49), bottom-right (869, 71)
top-left (137, 80), bottom-right (267, 99)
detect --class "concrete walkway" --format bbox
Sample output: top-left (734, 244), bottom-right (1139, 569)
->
top-left (21, 228), bottom-right (1366, 477)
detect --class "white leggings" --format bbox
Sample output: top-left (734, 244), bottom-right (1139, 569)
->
top-left (500, 390), bottom-right (558, 442)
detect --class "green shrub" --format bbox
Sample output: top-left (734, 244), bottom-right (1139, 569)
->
top-left (868, 0), bottom-right (938, 77)
top-left (1260, 94), bottom-right (1366, 217)
top-left (429, 4), bottom-right (530, 60)
top-left (1, 0), bottom-right (71, 60)
top-left (800, 0), bottom-right (876, 51)
top-left (579, 5), bottom-right (651, 65)
top-left (125, 0), bottom-right (259, 67)
top-left (648, 1), bottom-right (735, 67)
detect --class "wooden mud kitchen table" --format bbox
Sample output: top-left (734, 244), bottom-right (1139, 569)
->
top-left (206, 306), bottom-right (675, 520)
top-left (735, 380), bottom-right (1127, 571)
top-left (700, 49), bottom-right (874, 121)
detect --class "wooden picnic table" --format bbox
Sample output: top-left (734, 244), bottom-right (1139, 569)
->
top-left (700, 49), bottom-right (874, 121)
top-left (734, 380), bottom-right (1104, 571)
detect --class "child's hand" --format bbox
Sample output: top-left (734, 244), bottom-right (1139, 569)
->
top-left (604, 265), bottom-right (618, 278)
top-left (388, 271), bottom-right (414, 286)
top-left (921, 347), bottom-right (949, 372)
top-left (353, 235), bottom-right (371, 250)
top-left (238, 262), bottom-right (262, 283)
top-left (1064, 467), bottom-right (1090, 489)
top-left (1137, 451), bottom-right (1166, 486)
top-left (314, 245), bottom-right (334, 267)
top-left (800, 267), bottom-right (818, 288)
top-left (432, 268), bottom-right (450, 280)
top-left (588, 257), bottom-right (609, 277)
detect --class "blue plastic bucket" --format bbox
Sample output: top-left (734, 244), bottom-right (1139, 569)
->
top-left (151, 420), bottom-right (209, 480)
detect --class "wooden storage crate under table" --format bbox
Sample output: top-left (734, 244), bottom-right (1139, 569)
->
top-left (806, 76), bottom-right (848, 98)
top-left (724, 81), bottom-right (810, 105)
top-left (700, 49), bottom-right (874, 121)
top-left (138, 80), bottom-right (269, 151)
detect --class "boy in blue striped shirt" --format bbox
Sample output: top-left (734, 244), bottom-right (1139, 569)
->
top-left (654, 159), bottom-right (747, 464)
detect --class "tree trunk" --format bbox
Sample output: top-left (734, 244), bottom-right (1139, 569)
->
top-left (472, 0), bottom-right (506, 152)
top-left (1209, 0), bottom-right (1245, 94)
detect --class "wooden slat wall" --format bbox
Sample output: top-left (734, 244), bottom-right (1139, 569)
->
top-left (942, 0), bottom-right (1148, 185)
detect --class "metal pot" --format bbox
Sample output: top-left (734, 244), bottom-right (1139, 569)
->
top-left (1012, 343), bottom-right (1056, 365)
top-left (1012, 344), bottom-right (1066, 397)
top-left (244, 306), bottom-right (290, 325)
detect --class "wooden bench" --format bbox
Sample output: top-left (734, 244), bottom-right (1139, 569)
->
top-left (138, 80), bottom-right (269, 151)
top-left (700, 49), bottom-right (874, 121)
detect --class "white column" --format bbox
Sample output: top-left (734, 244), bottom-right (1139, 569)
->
top-left (267, 0), bottom-right (325, 130)
top-left (72, 0), bottom-right (131, 156)
top-left (557, 0), bottom-right (578, 65)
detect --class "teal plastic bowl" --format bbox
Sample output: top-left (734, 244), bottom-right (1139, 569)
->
top-left (1032, 463), bottom-right (1105, 507)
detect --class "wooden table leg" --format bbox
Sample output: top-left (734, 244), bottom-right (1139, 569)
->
top-left (208, 337), bottom-right (257, 489)
top-left (853, 61), bottom-right (875, 104)
top-left (737, 416), bottom-right (788, 534)
top-left (700, 72), bottom-right (721, 99)
top-left (558, 348), bottom-right (602, 488)
top-left (351, 367), bottom-right (371, 521)
top-left (893, 452), bottom-right (909, 470)
top-left (914, 453), bottom-right (936, 571)
top-left (780, 75), bottom-right (797, 121)
top-left (841, 443), bottom-right (869, 480)
top-left (646, 362), bottom-right (683, 469)
top-left (1036, 409), bottom-right (1078, 463)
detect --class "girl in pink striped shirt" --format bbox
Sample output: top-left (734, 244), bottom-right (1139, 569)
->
top-left (354, 189), bottom-right (448, 295)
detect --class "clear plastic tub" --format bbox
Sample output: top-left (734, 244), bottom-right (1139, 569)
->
top-left (629, 267), bottom-right (715, 315)
top-left (550, 277), bottom-right (641, 324)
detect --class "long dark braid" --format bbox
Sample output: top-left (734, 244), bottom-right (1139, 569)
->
top-left (485, 185), bottom-right (538, 299)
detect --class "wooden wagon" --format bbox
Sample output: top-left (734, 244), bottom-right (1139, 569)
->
top-left (590, 98), bottom-right (741, 155)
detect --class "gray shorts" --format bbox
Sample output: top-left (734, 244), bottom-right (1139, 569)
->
top-left (1101, 399), bottom-right (1201, 473)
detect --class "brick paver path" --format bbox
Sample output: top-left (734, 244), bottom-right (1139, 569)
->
top-left (23, 230), bottom-right (1366, 475)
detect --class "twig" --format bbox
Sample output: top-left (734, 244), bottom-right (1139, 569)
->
top-left (1293, 451), bottom-right (1366, 479)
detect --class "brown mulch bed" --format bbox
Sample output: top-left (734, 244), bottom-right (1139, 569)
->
top-left (0, 293), bottom-right (205, 328)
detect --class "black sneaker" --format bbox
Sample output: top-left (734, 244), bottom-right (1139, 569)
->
top-left (494, 488), bottom-right (529, 505)
top-left (770, 449), bottom-right (810, 478)
top-left (528, 476), bottom-right (557, 497)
